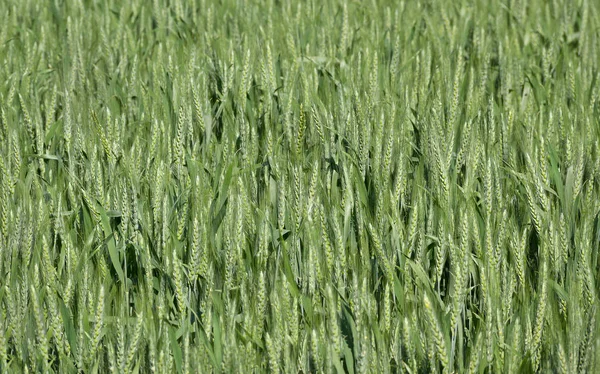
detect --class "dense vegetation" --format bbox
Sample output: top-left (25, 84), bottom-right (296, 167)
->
top-left (1, 0), bottom-right (599, 372)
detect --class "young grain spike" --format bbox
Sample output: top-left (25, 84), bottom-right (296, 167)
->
top-left (88, 285), bottom-right (105, 365)
top-left (513, 229), bottom-right (526, 287)
top-left (18, 95), bottom-right (34, 152)
top-left (3, 284), bottom-right (17, 351)
top-left (46, 283), bottom-right (71, 356)
top-left (456, 119), bottom-right (472, 171)
top-left (234, 186), bottom-right (245, 285)
top-left (531, 260), bottom-right (548, 371)
top-left (286, 33), bottom-right (297, 61)
top-left (311, 328), bottom-right (322, 371)
top-left (224, 233), bottom-right (235, 292)
top-left (296, 104), bottom-right (306, 155)
top-left (302, 66), bottom-right (311, 110)
top-left (573, 145), bottom-right (585, 203)
top-left (559, 212), bottom-right (568, 272)
top-left (435, 235), bottom-right (445, 286)
top-left (161, 195), bottom-right (169, 264)
top-left (289, 296), bottom-right (299, 345)
top-left (0, 169), bottom-right (8, 238)
top-left (368, 223), bottom-right (393, 285)
top-left (11, 132), bottom-right (21, 185)
top-left (340, 3), bottom-right (349, 55)
top-left (327, 285), bottom-right (342, 357)
top-left (177, 191), bottom-right (188, 241)
top-left (68, 299), bottom-right (82, 370)
top-left (183, 327), bottom-right (190, 374)
top-left (292, 166), bottom-right (303, 234)
top-left (320, 204), bottom-right (334, 277)
top-left (495, 209), bottom-right (508, 271)
top-left (558, 338), bottom-right (568, 374)
top-left (107, 343), bottom-right (117, 373)
top-left (256, 271), bottom-right (267, 338)
top-left (448, 50), bottom-right (463, 135)
top-left (173, 249), bottom-right (186, 316)
top-left (308, 106), bottom-right (323, 152)
top-left (63, 93), bottom-right (72, 152)
top-left (332, 214), bottom-right (346, 280)
top-left (239, 49), bottom-right (251, 112)
top-left (278, 174), bottom-right (286, 231)
top-left (116, 319), bottom-right (126, 373)
top-left (578, 309), bottom-right (595, 373)
top-left (390, 33), bottom-right (401, 87)
top-left (0, 321), bottom-right (6, 371)
top-left (31, 282), bottom-right (49, 372)
top-left (423, 292), bottom-right (449, 370)
top-left (585, 158), bottom-right (595, 213)
top-left (369, 51), bottom-right (379, 109)
top-left (91, 110), bottom-right (113, 164)
top-left (266, 44), bottom-right (275, 97)
top-left (175, 105), bottom-right (185, 172)
top-left (41, 235), bottom-right (57, 291)
top-left (467, 332), bottom-right (482, 374)
top-left (433, 133), bottom-right (449, 206)
top-left (0, 107), bottom-right (6, 142)
top-left (451, 217), bottom-right (468, 330)
top-left (503, 269), bottom-right (515, 324)
top-left (524, 183), bottom-right (541, 234)
top-left (266, 331), bottom-right (280, 373)
top-left (382, 123), bottom-right (394, 190)
top-left (485, 288), bottom-right (494, 365)
top-left (192, 87), bottom-right (205, 137)
top-left (306, 161), bottom-right (319, 217)
top-left (125, 312), bottom-right (144, 372)
top-left (190, 214), bottom-right (201, 282)
top-left (383, 282), bottom-right (391, 335)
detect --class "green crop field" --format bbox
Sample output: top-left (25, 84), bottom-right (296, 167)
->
top-left (0, 0), bottom-right (599, 372)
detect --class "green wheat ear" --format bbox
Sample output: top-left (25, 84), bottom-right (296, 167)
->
top-left (0, 0), bottom-right (598, 372)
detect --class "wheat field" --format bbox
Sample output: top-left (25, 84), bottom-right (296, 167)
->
top-left (0, 0), bottom-right (599, 373)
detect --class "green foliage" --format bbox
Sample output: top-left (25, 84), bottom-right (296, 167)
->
top-left (0, 0), bottom-right (599, 372)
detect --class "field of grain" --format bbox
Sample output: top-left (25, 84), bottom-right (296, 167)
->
top-left (0, 0), bottom-right (599, 372)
